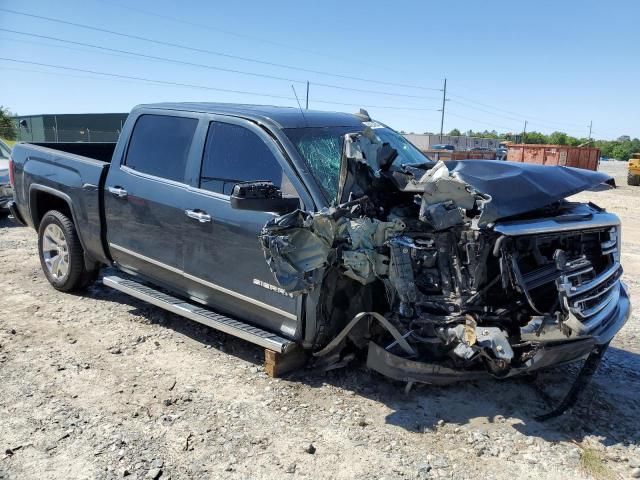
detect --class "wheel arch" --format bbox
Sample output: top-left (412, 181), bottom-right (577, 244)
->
top-left (29, 184), bottom-right (95, 268)
top-left (29, 185), bottom-right (75, 229)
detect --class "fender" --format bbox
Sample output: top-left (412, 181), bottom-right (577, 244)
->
top-left (28, 183), bottom-right (99, 269)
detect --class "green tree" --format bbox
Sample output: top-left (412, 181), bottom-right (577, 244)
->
top-left (598, 142), bottom-right (615, 158)
top-left (548, 131), bottom-right (569, 145)
top-left (0, 106), bottom-right (16, 140)
top-left (448, 128), bottom-right (461, 136)
top-left (523, 131), bottom-right (547, 144)
top-left (611, 143), bottom-right (633, 161)
top-left (566, 137), bottom-right (584, 147)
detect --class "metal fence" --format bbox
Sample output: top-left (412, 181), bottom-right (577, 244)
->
top-left (16, 127), bottom-right (121, 143)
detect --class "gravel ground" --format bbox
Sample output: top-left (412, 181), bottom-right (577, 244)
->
top-left (1, 161), bottom-right (639, 480)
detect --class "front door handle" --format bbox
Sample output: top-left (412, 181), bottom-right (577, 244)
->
top-left (108, 186), bottom-right (128, 199)
top-left (185, 209), bottom-right (212, 223)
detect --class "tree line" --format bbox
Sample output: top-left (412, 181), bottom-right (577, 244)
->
top-left (0, 106), bottom-right (16, 141)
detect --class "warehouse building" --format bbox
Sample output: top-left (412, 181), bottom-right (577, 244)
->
top-left (14, 113), bottom-right (128, 142)
top-left (403, 133), bottom-right (502, 151)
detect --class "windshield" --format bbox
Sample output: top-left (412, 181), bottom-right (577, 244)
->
top-left (285, 123), bottom-right (429, 202)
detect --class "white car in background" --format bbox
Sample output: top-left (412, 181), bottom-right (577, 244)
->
top-left (0, 139), bottom-right (12, 213)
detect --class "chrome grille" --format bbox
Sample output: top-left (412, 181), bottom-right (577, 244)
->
top-left (557, 226), bottom-right (622, 335)
top-left (495, 206), bottom-right (623, 336)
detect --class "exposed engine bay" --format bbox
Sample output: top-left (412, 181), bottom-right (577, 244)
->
top-left (258, 128), bottom-right (627, 390)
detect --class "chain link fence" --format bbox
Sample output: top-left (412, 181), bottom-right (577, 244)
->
top-left (16, 127), bottom-right (121, 143)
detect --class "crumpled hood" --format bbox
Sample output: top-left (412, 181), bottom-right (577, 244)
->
top-left (443, 160), bottom-right (614, 223)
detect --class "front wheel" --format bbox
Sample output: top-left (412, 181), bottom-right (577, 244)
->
top-left (38, 210), bottom-right (97, 292)
top-left (627, 172), bottom-right (640, 186)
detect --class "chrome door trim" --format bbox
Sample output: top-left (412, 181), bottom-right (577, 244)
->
top-left (184, 209), bottom-right (212, 223)
top-left (109, 243), bottom-right (297, 321)
top-left (110, 243), bottom-right (183, 274)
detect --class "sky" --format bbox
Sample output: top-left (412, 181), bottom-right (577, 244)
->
top-left (0, 0), bottom-right (638, 140)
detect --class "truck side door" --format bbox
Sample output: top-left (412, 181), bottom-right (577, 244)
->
top-left (180, 118), bottom-right (301, 338)
top-left (104, 113), bottom-right (198, 291)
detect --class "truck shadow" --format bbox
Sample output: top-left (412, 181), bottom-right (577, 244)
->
top-left (84, 273), bottom-right (267, 366)
top-left (294, 346), bottom-right (640, 446)
top-left (0, 214), bottom-right (24, 229)
top-left (84, 273), bottom-right (640, 447)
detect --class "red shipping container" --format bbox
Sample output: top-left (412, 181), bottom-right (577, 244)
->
top-left (506, 145), bottom-right (600, 171)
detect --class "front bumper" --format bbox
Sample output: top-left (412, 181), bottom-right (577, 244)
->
top-left (366, 281), bottom-right (631, 385)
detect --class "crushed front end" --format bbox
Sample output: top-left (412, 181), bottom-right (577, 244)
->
top-left (259, 129), bottom-right (631, 390)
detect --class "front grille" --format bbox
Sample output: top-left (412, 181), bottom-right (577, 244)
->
top-left (508, 224), bottom-right (622, 335)
top-left (556, 226), bottom-right (622, 334)
top-left (559, 262), bottom-right (622, 334)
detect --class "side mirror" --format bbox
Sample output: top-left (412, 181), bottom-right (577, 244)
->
top-left (230, 181), bottom-right (299, 214)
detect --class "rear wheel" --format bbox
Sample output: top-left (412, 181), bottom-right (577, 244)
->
top-left (38, 210), bottom-right (97, 292)
top-left (628, 172), bottom-right (640, 186)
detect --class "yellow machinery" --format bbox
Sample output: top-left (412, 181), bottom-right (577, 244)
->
top-left (629, 153), bottom-right (640, 186)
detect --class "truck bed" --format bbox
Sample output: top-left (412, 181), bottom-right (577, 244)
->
top-left (28, 142), bottom-right (116, 163)
top-left (10, 142), bottom-right (113, 264)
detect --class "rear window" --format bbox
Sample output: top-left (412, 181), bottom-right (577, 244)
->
top-left (125, 114), bottom-right (198, 182)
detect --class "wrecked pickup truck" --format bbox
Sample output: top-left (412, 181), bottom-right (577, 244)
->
top-left (8, 103), bottom-right (630, 415)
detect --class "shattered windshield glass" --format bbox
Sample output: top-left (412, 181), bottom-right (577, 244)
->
top-left (285, 124), bottom-right (430, 203)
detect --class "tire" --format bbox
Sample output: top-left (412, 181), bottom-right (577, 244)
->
top-left (37, 210), bottom-right (97, 292)
top-left (628, 172), bottom-right (640, 186)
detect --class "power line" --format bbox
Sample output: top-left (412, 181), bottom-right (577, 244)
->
top-left (0, 57), bottom-right (293, 100)
top-left (93, 0), bottom-right (393, 71)
top-left (446, 111), bottom-right (518, 132)
top-left (0, 64), bottom-right (181, 86)
top-left (0, 7), bottom-right (442, 92)
top-left (0, 29), bottom-right (441, 101)
top-left (449, 93), bottom-right (588, 130)
top-left (449, 98), bottom-right (589, 137)
top-left (449, 99), bottom-right (523, 123)
top-left (2, 6), bottom-right (597, 136)
top-left (0, 57), bottom-right (440, 112)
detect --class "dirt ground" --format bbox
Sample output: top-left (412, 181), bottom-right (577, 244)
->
top-left (1, 161), bottom-right (639, 480)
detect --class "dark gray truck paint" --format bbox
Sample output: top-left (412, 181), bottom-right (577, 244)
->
top-left (9, 103), bottom-right (630, 398)
top-left (10, 104), bottom-right (364, 341)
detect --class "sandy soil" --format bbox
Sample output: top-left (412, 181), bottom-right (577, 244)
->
top-left (1, 160), bottom-right (639, 480)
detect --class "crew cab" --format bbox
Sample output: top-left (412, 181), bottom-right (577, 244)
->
top-left (8, 103), bottom-right (630, 413)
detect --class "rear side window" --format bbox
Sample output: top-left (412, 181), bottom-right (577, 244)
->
top-left (125, 114), bottom-right (198, 182)
top-left (199, 122), bottom-right (286, 195)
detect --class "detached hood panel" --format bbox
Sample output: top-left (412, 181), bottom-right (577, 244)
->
top-left (444, 160), bottom-right (614, 223)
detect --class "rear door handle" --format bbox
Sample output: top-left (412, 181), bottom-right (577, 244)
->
top-left (185, 209), bottom-right (211, 223)
top-left (108, 186), bottom-right (128, 198)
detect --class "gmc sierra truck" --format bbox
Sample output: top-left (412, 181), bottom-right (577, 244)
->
top-left (8, 103), bottom-right (630, 417)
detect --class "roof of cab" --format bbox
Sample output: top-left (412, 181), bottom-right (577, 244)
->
top-left (136, 102), bottom-right (366, 129)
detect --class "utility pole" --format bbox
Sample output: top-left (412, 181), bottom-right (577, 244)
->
top-left (439, 78), bottom-right (447, 141)
top-left (305, 81), bottom-right (309, 110)
top-left (54, 115), bottom-right (59, 142)
top-left (588, 120), bottom-right (592, 144)
top-left (522, 120), bottom-right (528, 144)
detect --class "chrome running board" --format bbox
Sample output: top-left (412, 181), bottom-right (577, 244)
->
top-left (103, 275), bottom-right (294, 353)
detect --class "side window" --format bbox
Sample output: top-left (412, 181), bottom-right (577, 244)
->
top-left (125, 114), bottom-right (198, 182)
top-left (200, 121), bottom-right (292, 196)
